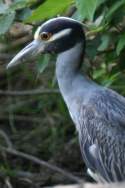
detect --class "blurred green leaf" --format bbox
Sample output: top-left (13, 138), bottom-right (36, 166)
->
top-left (0, 3), bottom-right (8, 14)
top-left (26, 0), bottom-right (74, 22)
top-left (94, 15), bottom-right (104, 27)
top-left (98, 34), bottom-right (110, 51)
top-left (116, 34), bottom-right (125, 55)
top-left (18, 8), bottom-right (32, 21)
top-left (105, 0), bottom-right (125, 21)
top-left (10, 0), bottom-right (36, 11)
top-left (103, 72), bottom-right (120, 87)
top-left (86, 36), bottom-right (100, 59)
top-left (0, 0), bottom-right (35, 16)
top-left (0, 11), bottom-right (15, 35)
top-left (93, 69), bottom-right (105, 80)
top-left (37, 55), bottom-right (50, 74)
top-left (76, 0), bottom-right (104, 21)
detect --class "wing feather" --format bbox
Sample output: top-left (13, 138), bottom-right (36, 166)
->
top-left (78, 88), bottom-right (125, 182)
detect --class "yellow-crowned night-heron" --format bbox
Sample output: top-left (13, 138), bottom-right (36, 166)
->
top-left (7, 17), bottom-right (125, 183)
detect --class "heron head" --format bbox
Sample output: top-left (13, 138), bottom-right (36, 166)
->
top-left (7, 17), bottom-right (85, 69)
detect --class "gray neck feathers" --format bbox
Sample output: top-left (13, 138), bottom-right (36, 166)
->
top-left (56, 42), bottom-right (83, 78)
top-left (56, 42), bottom-right (94, 106)
top-left (56, 42), bottom-right (83, 94)
top-left (56, 42), bottom-right (97, 128)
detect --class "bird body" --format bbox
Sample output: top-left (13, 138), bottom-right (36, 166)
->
top-left (7, 17), bottom-right (125, 182)
top-left (56, 40), bottom-right (125, 182)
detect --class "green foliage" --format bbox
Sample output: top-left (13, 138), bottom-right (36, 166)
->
top-left (0, 11), bottom-right (15, 34)
top-left (26, 0), bottom-right (74, 22)
top-left (76, 0), bottom-right (104, 21)
top-left (0, 3), bottom-right (8, 14)
top-left (0, 0), bottom-right (74, 34)
top-left (76, 0), bottom-right (125, 92)
top-left (105, 0), bottom-right (125, 22)
top-left (37, 54), bottom-right (50, 74)
top-left (9, 0), bottom-right (36, 10)
top-left (98, 34), bottom-right (110, 52)
top-left (116, 33), bottom-right (125, 55)
top-left (0, 0), bottom-right (35, 35)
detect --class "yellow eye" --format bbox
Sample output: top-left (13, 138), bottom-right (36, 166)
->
top-left (40, 32), bottom-right (52, 41)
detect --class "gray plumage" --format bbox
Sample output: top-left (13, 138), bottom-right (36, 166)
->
top-left (79, 88), bottom-right (125, 182)
top-left (7, 17), bottom-right (125, 182)
top-left (57, 42), bottom-right (125, 182)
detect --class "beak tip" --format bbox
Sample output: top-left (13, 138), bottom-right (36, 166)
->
top-left (6, 40), bottom-right (43, 70)
top-left (6, 63), bottom-right (10, 70)
top-left (6, 61), bottom-right (14, 70)
top-left (6, 59), bottom-right (18, 70)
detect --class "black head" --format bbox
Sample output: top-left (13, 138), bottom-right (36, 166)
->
top-left (38, 17), bottom-right (85, 53)
top-left (7, 17), bottom-right (85, 68)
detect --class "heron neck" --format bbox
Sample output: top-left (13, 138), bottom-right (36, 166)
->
top-left (56, 42), bottom-right (92, 101)
top-left (56, 42), bottom-right (83, 77)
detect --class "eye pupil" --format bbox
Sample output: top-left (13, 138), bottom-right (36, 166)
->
top-left (41, 32), bottom-right (51, 40)
top-left (43, 33), bottom-right (48, 38)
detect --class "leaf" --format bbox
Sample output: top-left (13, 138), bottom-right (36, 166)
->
top-left (105, 0), bottom-right (125, 21)
top-left (86, 36), bottom-right (100, 59)
top-left (0, 12), bottom-right (15, 35)
top-left (26, 0), bottom-right (74, 22)
top-left (10, 0), bottom-right (36, 11)
top-left (18, 8), bottom-right (32, 21)
top-left (37, 55), bottom-right (50, 74)
top-left (116, 34), bottom-right (125, 55)
top-left (98, 35), bottom-right (110, 51)
top-left (93, 69), bottom-right (105, 79)
top-left (76, 0), bottom-right (104, 21)
top-left (94, 14), bottom-right (104, 27)
top-left (0, 3), bottom-right (8, 14)
top-left (0, 1), bottom-right (35, 16)
top-left (103, 72), bottom-right (120, 87)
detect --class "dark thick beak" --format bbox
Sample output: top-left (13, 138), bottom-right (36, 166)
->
top-left (7, 40), bottom-right (45, 69)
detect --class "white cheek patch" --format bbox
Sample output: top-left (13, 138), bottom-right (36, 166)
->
top-left (34, 26), bottom-right (41, 40)
top-left (34, 26), bottom-right (72, 42)
top-left (48, 28), bottom-right (72, 42)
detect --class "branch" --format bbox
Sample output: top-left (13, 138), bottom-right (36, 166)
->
top-left (8, 35), bottom-right (32, 49)
top-left (5, 177), bottom-right (13, 188)
top-left (0, 130), bottom-right (13, 148)
top-left (0, 146), bottom-right (83, 184)
top-left (0, 88), bottom-right (59, 96)
top-left (0, 35), bottom-right (32, 53)
top-left (0, 169), bottom-right (37, 182)
top-left (0, 115), bottom-right (42, 123)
